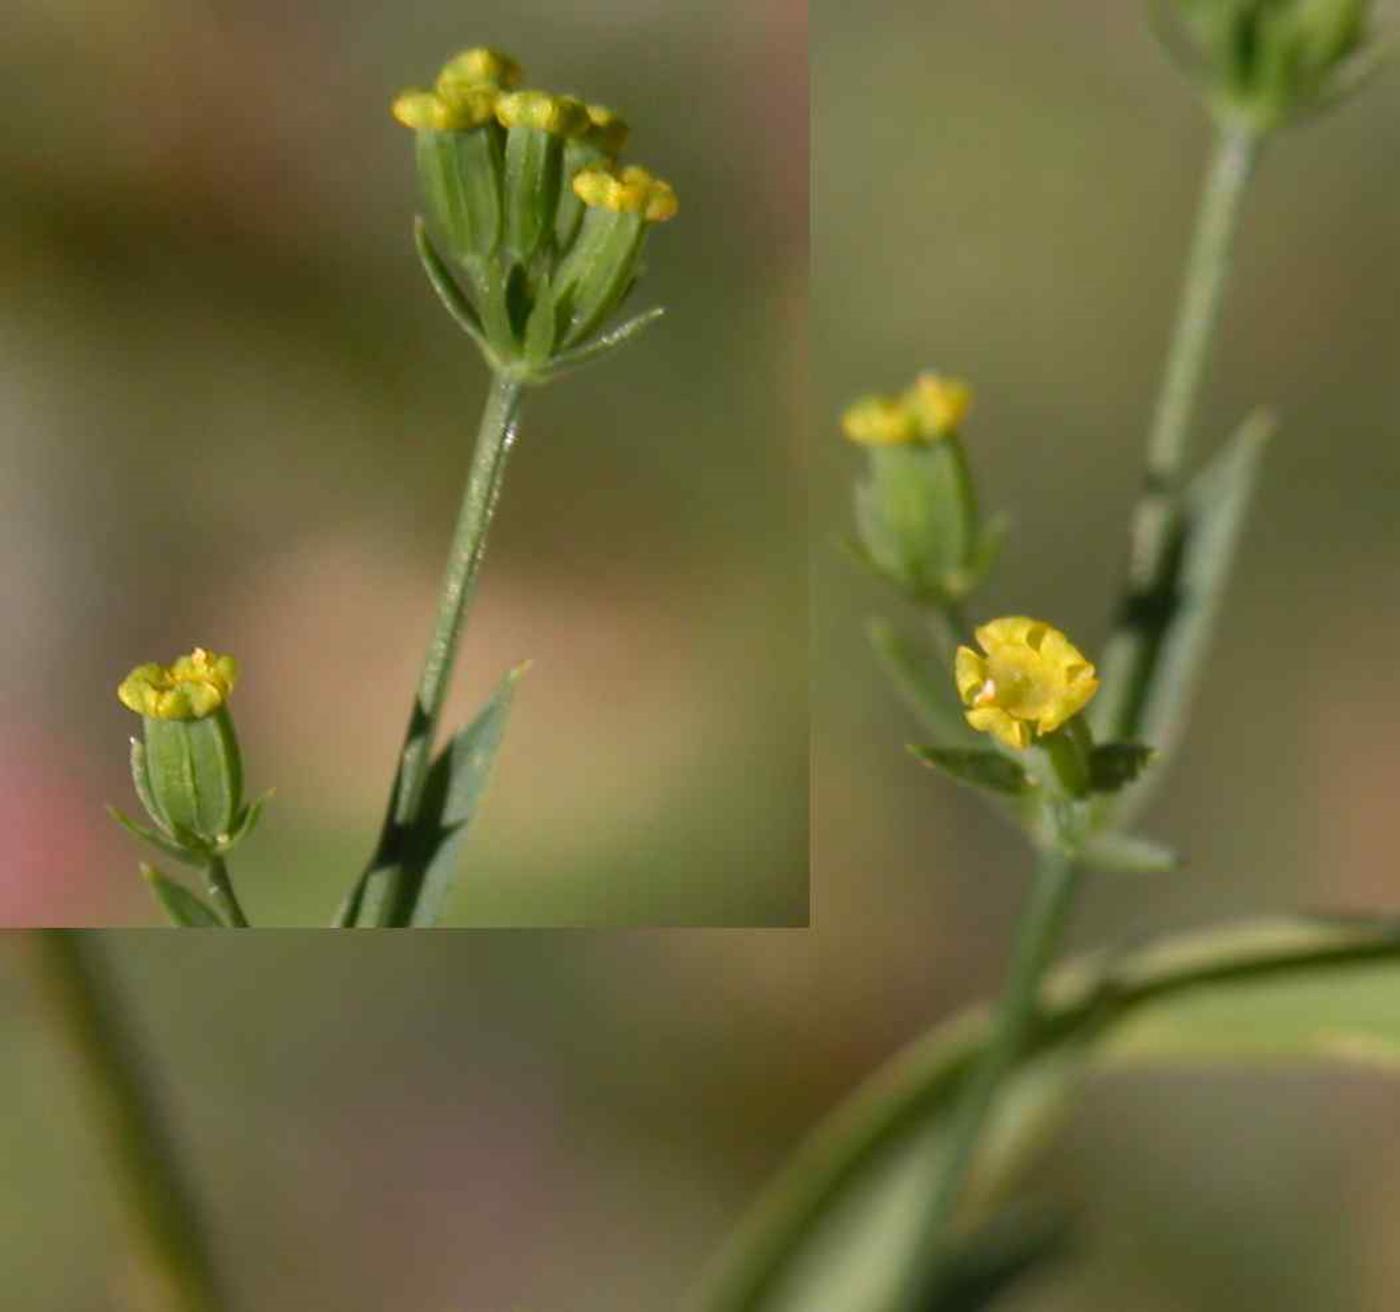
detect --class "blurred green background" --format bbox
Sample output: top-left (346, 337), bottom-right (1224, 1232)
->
top-left (6, 2), bottom-right (1400, 1311)
top-left (0, 0), bottom-right (808, 926)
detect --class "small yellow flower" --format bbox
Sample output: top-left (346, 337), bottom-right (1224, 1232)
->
top-left (118, 648), bottom-right (239, 721)
top-left (955, 618), bottom-right (1098, 751)
top-left (841, 395), bottom-right (922, 446)
top-left (572, 164), bottom-right (679, 222)
top-left (841, 372), bottom-right (973, 446)
top-left (582, 103), bottom-right (629, 155)
top-left (436, 46), bottom-right (523, 92)
top-left (495, 89), bottom-right (592, 138)
top-left (907, 373), bottom-right (972, 438)
top-left (391, 86), bottom-right (498, 131)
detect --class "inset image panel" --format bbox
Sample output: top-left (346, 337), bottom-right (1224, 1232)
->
top-left (2, 0), bottom-right (808, 926)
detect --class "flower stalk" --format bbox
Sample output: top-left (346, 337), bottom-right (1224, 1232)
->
top-left (350, 372), bottom-right (522, 926)
top-left (1095, 124), bottom-right (1261, 740)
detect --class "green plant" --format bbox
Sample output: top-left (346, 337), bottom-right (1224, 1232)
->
top-left (108, 46), bottom-right (678, 927)
top-left (697, 2), bottom-right (1395, 1307)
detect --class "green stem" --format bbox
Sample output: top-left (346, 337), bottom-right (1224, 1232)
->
top-left (1096, 125), bottom-right (1260, 738)
top-left (353, 371), bottom-right (523, 926)
top-left (895, 847), bottom-right (1080, 1310)
top-left (24, 932), bottom-right (230, 1312)
top-left (204, 856), bottom-right (248, 928)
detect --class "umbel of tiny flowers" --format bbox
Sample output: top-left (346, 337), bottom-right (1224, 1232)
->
top-left (392, 46), bottom-right (678, 382)
top-left (843, 372), bottom-right (1004, 606)
top-left (1159, 0), bottom-right (1380, 132)
top-left (111, 648), bottom-right (264, 925)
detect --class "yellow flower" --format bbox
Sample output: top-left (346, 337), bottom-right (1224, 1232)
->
top-left (572, 164), bottom-right (679, 222)
top-left (907, 373), bottom-right (972, 437)
top-left (954, 618), bottom-right (1098, 751)
top-left (436, 47), bottom-right (523, 92)
top-left (495, 89), bottom-right (592, 138)
top-left (841, 372), bottom-right (973, 446)
top-left (582, 103), bottom-right (629, 155)
top-left (841, 395), bottom-right (922, 446)
top-left (118, 648), bottom-right (239, 721)
top-left (391, 87), bottom-right (498, 131)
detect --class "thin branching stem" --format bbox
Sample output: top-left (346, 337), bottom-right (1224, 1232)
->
top-left (24, 932), bottom-right (230, 1312)
top-left (204, 856), bottom-right (248, 927)
top-left (1097, 124), bottom-right (1261, 737)
top-left (355, 371), bottom-right (523, 925)
top-left (895, 847), bottom-right (1080, 1309)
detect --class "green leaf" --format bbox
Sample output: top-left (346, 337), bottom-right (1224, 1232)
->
top-left (1087, 742), bottom-right (1156, 794)
top-left (697, 915), bottom-right (1400, 1312)
top-left (220, 792), bottom-right (271, 853)
top-left (910, 746), bottom-right (1031, 796)
top-left (868, 619), bottom-right (980, 748)
top-left (402, 664), bottom-right (526, 927)
top-left (106, 805), bottom-right (202, 867)
top-left (141, 863), bottom-right (225, 926)
top-left (1138, 410), bottom-right (1272, 760)
top-left (1078, 831), bottom-right (1179, 874)
top-left (544, 307), bottom-right (666, 378)
top-left (1094, 410), bottom-right (1272, 823)
top-left (414, 218), bottom-right (492, 358)
top-left (921, 1208), bottom-right (1072, 1312)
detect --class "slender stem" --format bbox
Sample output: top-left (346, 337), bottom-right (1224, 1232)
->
top-left (895, 848), bottom-right (1080, 1310)
top-left (204, 856), bottom-right (248, 928)
top-left (23, 932), bottom-right (230, 1312)
top-left (1096, 125), bottom-right (1260, 738)
top-left (356, 371), bottom-right (523, 925)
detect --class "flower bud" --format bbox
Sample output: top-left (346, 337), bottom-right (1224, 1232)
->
top-left (844, 373), bottom-right (991, 601)
top-left (118, 649), bottom-right (245, 849)
top-left (552, 164), bottom-right (678, 349)
top-left (496, 90), bottom-right (593, 263)
top-left (1167, 0), bottom-right (1376, 130)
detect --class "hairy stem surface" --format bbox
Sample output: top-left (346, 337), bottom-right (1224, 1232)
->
top-left (24, 932), bottom-right (229, 1312)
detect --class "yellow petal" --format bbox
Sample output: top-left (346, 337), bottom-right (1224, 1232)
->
top-left (954, 647), bottom-right (987, 705)
top-left (966, 706), bottom-right (1031, 751)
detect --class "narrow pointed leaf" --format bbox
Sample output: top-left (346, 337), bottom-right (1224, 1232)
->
top-left (107, 806), bottom-right (202, 867)
top-left (1095, 410), bottom-right (1272, 823)
top-left (910, 745), bottom-right (1031, 796)
top-left (544, 307), bottom-right (667, 377)
top-left (868, 619), bottom-right (980, 748)
top-left (399, 663), bottom-right (526, 927)
top-left (142, 864), bottom-right (225, 926)
top-left (414, 219), bottom-right (492, 356)
top-left (1088, 742), bottom-right (1156, 794)
top-left (1078, 831), bottom-right (1180, 874)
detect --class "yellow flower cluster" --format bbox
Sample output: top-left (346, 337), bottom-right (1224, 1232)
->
top-left (390, 47), bottom-right (629, 152)
top-left (842, 373), bottom-right (973, 447)
top-left (955, 618), bottom-right (1098, 751)
top-left (572, 164), bottom-right (680, 223)
top-left (118, 648), bottom-right (239, 721)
